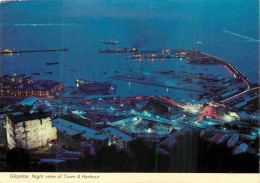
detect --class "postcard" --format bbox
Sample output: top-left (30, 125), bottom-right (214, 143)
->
top-left (0, 0), bottom-right (259, 182)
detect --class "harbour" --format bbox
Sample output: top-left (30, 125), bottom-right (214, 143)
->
top-left (0, 0), bottom-right (258, 175)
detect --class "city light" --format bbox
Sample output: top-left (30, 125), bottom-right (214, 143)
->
top-left (224, 115), bottom-right (233, 122)
top-left (0, 1), bottom-right (258, 173)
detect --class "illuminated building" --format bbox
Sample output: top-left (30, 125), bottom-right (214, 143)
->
top-left (5, 112), bottom-right (57, 150)
top-left (106, 116), bottom-right (137, 126)
top-left (102, 127), bottom-right (133, 149)
top-left (76, 79), bottom-right (111, 95)
top-left (0, 75), bottom-right (63, 97)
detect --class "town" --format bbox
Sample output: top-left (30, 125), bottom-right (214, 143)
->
top-left (0, 48), bottom-right (259, 172)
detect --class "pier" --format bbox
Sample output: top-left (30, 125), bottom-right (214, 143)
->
top-left (125, 54), bottom-right (177, 60)
top-left (200, 52), bottom-right (251, 89)
top-left (0, 48), bottom-right (69, 55)
top-left (110, 75), bottom-right (211, 94)
top-left (98, 48), bottom-right (139, 53)
top-left (98, 48), bottom-right (187, 54)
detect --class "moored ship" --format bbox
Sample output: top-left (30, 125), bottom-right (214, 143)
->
top-left (101, 40), bottom-right (119, 45)
top-left (75, 79), bottom-right (112, 94)
top-left (46, 62), bottom-right (59, 65)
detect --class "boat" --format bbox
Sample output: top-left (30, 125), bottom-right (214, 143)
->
top-left (101, 40), bottom-right (119, 45)
top-left (129, 69), bottom-right (133, 72)
top-left (70, 69), bottom-right (75, 72)
top-left (0, 48), bottom-right (69, 55)
top-left (104, 72), bottom-right (107, 74)
top-left (115, 71), bottom-right (119, 73)
top-left (46, 62), bottom-right (59, 65)
top-left (32, 73), bottom-right (40, 75)
top-left (45, 72), bottom-right (53, 74)
top-left (76, 79), bottom-right (112, 94)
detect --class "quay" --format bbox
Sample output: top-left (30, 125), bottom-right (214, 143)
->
top-left (125, 54), bottom-right (177, 60)
top-left (110, 76), bottom-right (211, 94)
top-left (98, 48), bottom-right (139, 53)
top-left (98, 48), bottom-right (187, 54)
top-left (199, 52), bottom-right (251, 89)
top-left (0, 48), bottom-right (69, 55)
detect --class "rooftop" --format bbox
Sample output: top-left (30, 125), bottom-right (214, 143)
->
top-left (106, 115), bottom-right (132, 122)
top-left (31, 80), bottom-right (62, 91)
top-left (18, 96), bottom-right (38, 105)
top-left (7, 112), bottom-right (49, 124)
top-left (102, 127), bottom-right (133, 142)
top-left (52, 118), bottom-right (108, 141)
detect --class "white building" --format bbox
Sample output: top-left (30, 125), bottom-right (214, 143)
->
top-left (102, 127), bottom-right (133, 149)
top-left (6, 112), bottom-right (57, 150)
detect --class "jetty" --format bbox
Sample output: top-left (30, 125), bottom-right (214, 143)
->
top-left (0, 48), bottom-right (69, 55)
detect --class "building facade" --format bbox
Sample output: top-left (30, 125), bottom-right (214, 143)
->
top-left (6, 113), bottom-right (57, 150)
top-left (0, 75), bottom-right (64, 97)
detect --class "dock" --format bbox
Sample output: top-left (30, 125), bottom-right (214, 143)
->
top-left (125, 54), bottom-right (178, 60)
top-left (110, 76), bottom-right (211, 94)
top-left (98, 48), bottom-right (139, 53)
top-left (98, 48), bottom-right (187, 54)
top-left (0, 48), bottom-right (69, 55)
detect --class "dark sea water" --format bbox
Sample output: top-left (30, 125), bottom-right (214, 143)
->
top-left (0, 0), bottom-right (259, 100)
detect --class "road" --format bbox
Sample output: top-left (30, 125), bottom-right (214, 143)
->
top-left (221, 87), bottom-right (259, 104)
top-left (120, 116), bottom-right (142, 129)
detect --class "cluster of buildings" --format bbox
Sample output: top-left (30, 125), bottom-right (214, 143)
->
top-left (208, 130), bottom-right (257, 155)
top-left (159, 126), bottom-right (257, 157)
top-left (3, 111), bottom-right (134, 161)
top-left (0, 74), bottom-right (258, 166)
top-left (0, 75), bottom-right (63, 97)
